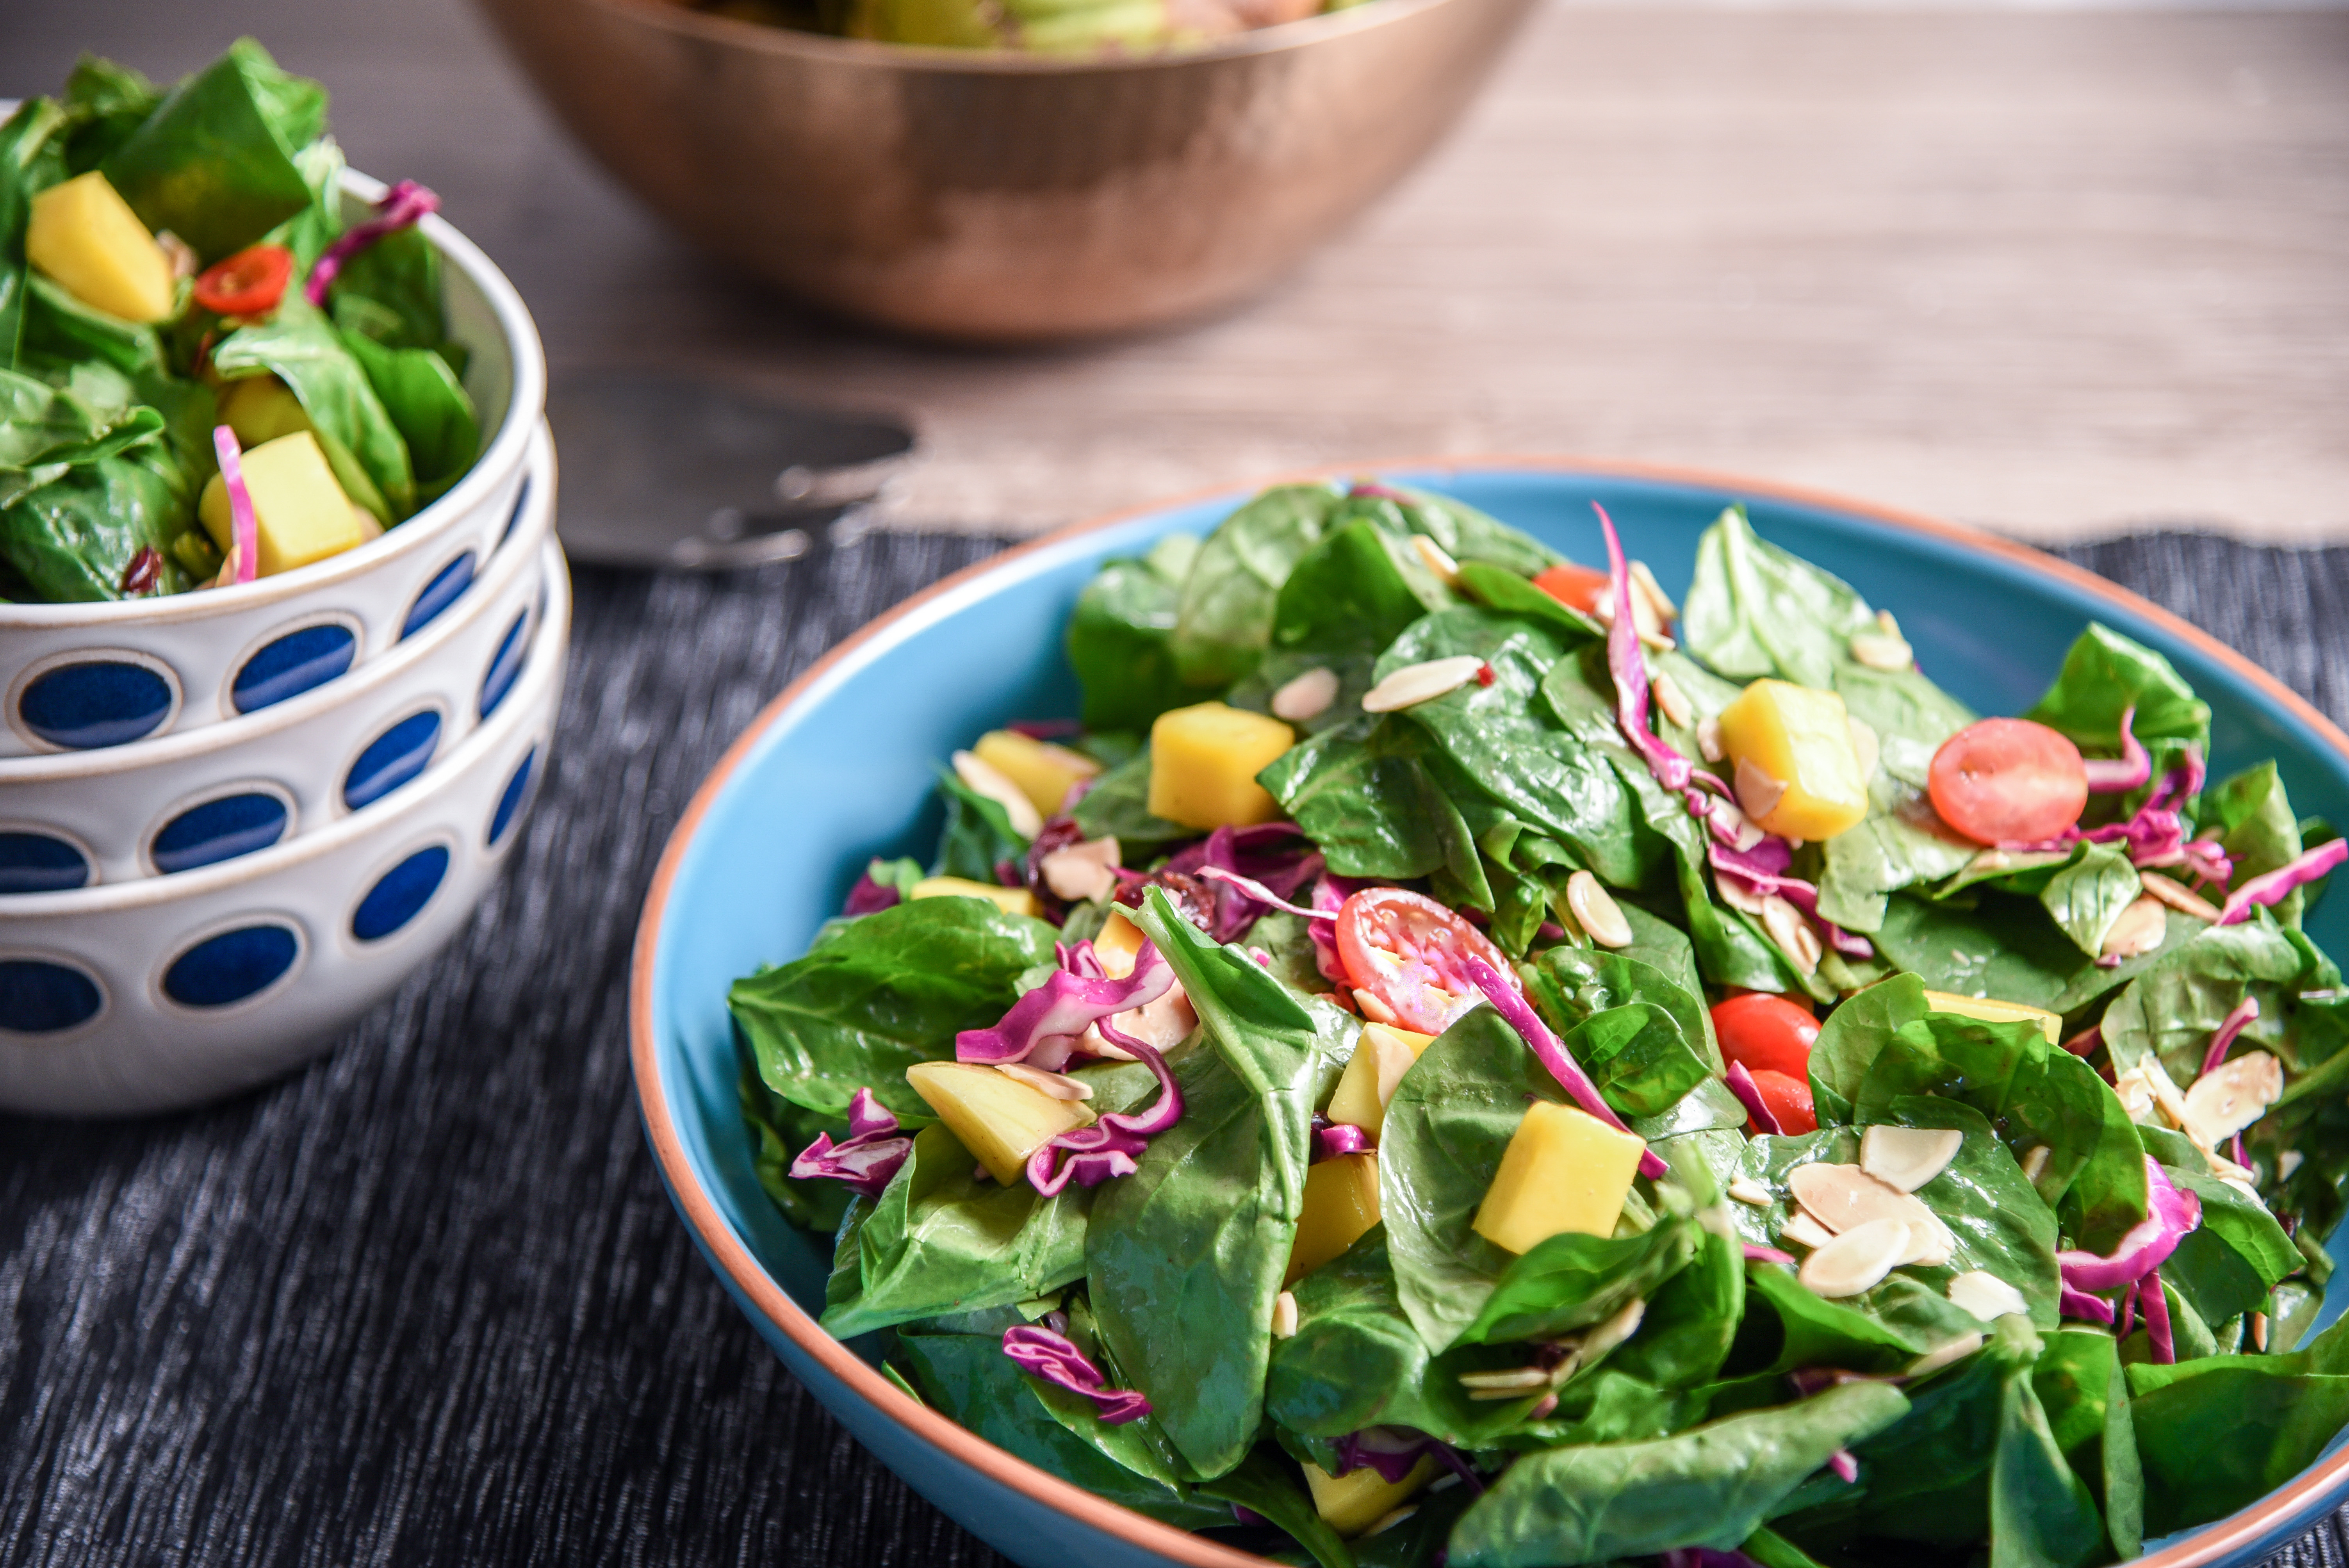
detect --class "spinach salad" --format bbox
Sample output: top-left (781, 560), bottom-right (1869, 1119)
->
top-left (733, 483), bottom-right (2349, 1568)
top-left (1, 41), bottom-right (480, 602)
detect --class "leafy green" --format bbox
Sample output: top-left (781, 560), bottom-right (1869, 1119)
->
top-left (2205, 762), bottom-right (2310, 926)
top-left (1066, 745), bottom-right (1194, 852)
top-left (1066, 533), bottom-right (1202, 731)
top-left (729, 895), bottom-right (1057, 1122)
top-left (1681, 504), bottom-right (1877, 690)
top-left (2127, 1328), bottom-right (2349, 1535)
top-left (1226, 518), bottom-right (1448, 731)
top-left (1368, 483), bottom-right (1561, 577)
top-left (738, 1045), bottom-right (854, 1234)
top-left (1528, 943), bottom-right (1721, 1097)
top-left (100, 39), bottom-right (325, 262)
top-left (58, 57), bottom-right (163, 175)
top-left (931, 766), bottom-right (1030, 881)
top-left (1260, 718), bottom-right (1483, 890)
top-left (2036, 840), bottom-right (2146, 957)
top-left (211, 293), bottom-right (415, 522)
top-left (339, 329), bottom-right (478, 503)
top-left (1458, 1214), bottom-right (1699, 1346)
top-left (2098, 917), bottom-right (2306, 1084)
top-left (1171, 484), bottom-right (1342, 688)
top-left (1989, 1347), bottom-right (2106, 1568)
top-left (325, 225), bottom-right (450, 349)
top-left (2023, 623), bottom-right (2209, 816)
top-left (0, 438), bottom-right (194, 601)
top-left (1194, 1447), bottom-right (1356, 1568)
top-left (2030, 1328), bottom-right (2143, 1558)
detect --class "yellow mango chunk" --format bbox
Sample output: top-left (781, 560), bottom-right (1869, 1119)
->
top-left (1147, 702), bottom-right (1294, 830)
top-left (1923, 988), bottom-right (2062, 1046)
top-left (905, 1061), bottom-right (1094, 1184)
top-left (26, 172), bottom-right (176, 323)
top-left (1472, 1101), bottom-right (1646, 1255)
top-left (1093, 909), bottom-right (1146, 978)
top-left (1716, 679), bottom-right (1870, 842)
top-left (1287, 1152), bottom-right (1381, 1285)
top-left (908, 876), bottom-right (1042, 919)
top-left (198, 431), bottom-right (367, 577)
top-left (973, 730), bottom-right (1101, 820)
top-left (1303, 1455), bottom-right (1439, 1538)
top-left (218, 376), bottom-right (314, 448)
top-left (1324, 1023), bottom-right (1435, 1136)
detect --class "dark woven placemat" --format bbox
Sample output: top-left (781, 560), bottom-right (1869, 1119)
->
top-left (4, 529), bottom-right (2347, 1568)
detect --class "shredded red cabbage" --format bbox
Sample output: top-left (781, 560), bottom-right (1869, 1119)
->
top-left (1006, 718), bottom-right (1084, 740)
top-left (1594, 503), bottom-right (1695, 793)
top-left (843, 868), bottom-right (901, 916)
top-left (1163, 825), bottom-right (1324, 942)
top-left (1707, 841), bottom-right (1875, 959)
top-left (2058, 1285), bottom-right (2116, 1324)
top-left (1198, 865), bottom-right (1322, 921)
top-left (2201, 997), bottom-right (2260, 1076)
top-left (955, 941), bottom-right (1176, 1071)
top-left (1333, 1427), bottom-right (1484, 1494)
top-left (1745, 1244), bottom-right (1797, 1265)
top-left (2082, 706), bottom-right (2150, 793)
top-left (2119, 1279), bottom-right (2139, 1341)
top-left (787, 1088), bottom-right (913, 1198)
top-left (1305, 873), bottom-right (1358, 985)
top-left (1724, 1061), bottom-right (1785, 1135)
top-left (2061, 1026), bottom-right (2102, 1059)
top-left (2140, 1267), bottom-right (2176, 1364)
top-left (1663, 1548), bottom-right (1761, 1568)
top-left (1314, 1121), bottom-right (1371, 1161)
top-left (1456, 954), bottom-right (1667, 1178)
top-left (1001, 1324), bottom-right (1152, 1423)
top-left (2219, 839), bottom-right (2348, 927)
top-left (2057, 1157), bottom-right (2200, 1297)
top-left (306, 179), bottom-right (440, 305)
top-left (1025, 1017), bottom-right (1184, 1196)
top-left (1828, 1449), bottom-right (1860, 1484)
top-left (212, 426), bottom-right (258, 584)
top-left (2005, 748), bottom-right (2228, 883)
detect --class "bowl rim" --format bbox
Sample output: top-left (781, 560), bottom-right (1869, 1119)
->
top-left (630, 454), bottom-right (2349, 1568)
top-left (586, 0), bottom-right (1483, 75)
top-left (0, 423), bottom-right (554, 782)
top-left (0, 168), bottom-right (549, 629)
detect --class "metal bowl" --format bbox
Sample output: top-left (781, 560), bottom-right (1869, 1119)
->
top-left (476, 0), bottom-right (1534, 340)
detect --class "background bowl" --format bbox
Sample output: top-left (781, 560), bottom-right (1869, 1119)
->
top-left (476, 0), bottom-right (1535, 342)
top-left (0, 169), bottom-right (548, 757)
top-left (0, 429), bottom-right (556, 891)
top-left (634, 461), bottom-right (2349, 1568)
top-left (0, 547), bottom-right (569, 1116)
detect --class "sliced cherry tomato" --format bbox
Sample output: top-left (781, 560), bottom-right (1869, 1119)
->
top-left (192, 243), bottom-right (295, 317)
top-left (1531, 563), bottom-right (1612, 613)
top-left (1745, 1068), bottom-right (1817, 1135)
top-left (1711, 992), bottom-right (1820, 1080)
top-left (1334, 886), bottom-right (1512, 1035)
top-left (1927, 717), bottom-right (2089, 846)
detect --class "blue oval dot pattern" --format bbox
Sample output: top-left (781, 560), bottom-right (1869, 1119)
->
top-left (487, 747), bottom-right (538, 848)
top-left (478, 612), bottom-right (529, 720)
top-left (401, 552), bottom-right (476, 641)
top-left (0, 959), bottom-right (103, 1033)
top-left (151, 793), bottom-right (290, 875)
top-left (0, 833), bottom-right (90, 894)
top-left (163, 925), bottom-right (299, 1009)
top-left (230, 623), bottom-right (356, 714)
top-left (344, 711), bottom-right (441, 812)
top-left (18, 660), bottom-right (174, 750)
top-left (351, 846), bottom-right (450, 942)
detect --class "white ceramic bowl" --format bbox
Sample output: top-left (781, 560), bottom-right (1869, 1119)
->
top-left (0, 426), bottom-right (556, 891)
top-left (0, 169), bottom-right (548, 759)
top-left (0, 548), bottom-right (570, 1116)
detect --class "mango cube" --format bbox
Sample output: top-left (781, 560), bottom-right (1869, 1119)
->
top-left (1286, 1151), bottom-right (1381, 1285)
top-left (1093, 910), bottom-right (1146, 978)
top-left (1147, 702), bottom-right (1294, 830)
top-left (905, 1061), bottom-right (1095, 1185)
top-left (908, 876), bottom-right (1042, 920)
top-left (1472, 1101), bottom-right (1646, 1255)
top-left (218, 376), bottom-right (314, 449)
top-left (198, 431), bottom-right (367, 577)
top-left (1715, 679), bottom-right (1870, 842)
top-left (1324, 1023), bottom-right (1434, 1136)
top-left (973, 729), bottom-right (1101, 820)
top-left (1303, 1455), bottom-right (1438, 1538)
top-left (1923, 988), bottom-right (2061, 1046)
top-left (26, 172), bottom-right (176, 323)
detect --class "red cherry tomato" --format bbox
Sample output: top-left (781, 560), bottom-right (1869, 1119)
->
top-left (1745, 1068), bottom-right (1818, 1135)
top-left (1531, 563), bottom-right (1612, 613)
top-left (1711, 992), bottom-right (1820, 1080)
top-left (192, 244), bottom-right (295, 317)
top-left (1927, 717), bottom-right (2089, 846)
top-left (1334, 886), bottom-right (1513, 1035)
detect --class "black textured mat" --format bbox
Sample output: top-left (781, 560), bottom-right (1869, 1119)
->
top-left (5, 528), bottom-right (2349, 1568)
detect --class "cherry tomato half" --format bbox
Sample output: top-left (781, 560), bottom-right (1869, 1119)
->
top-left (192, 243), bottom-right (295, 318)
top-left (1746, 1068), bottom-right (1818, 1135)
top-left (1711, 992), bottom-right (1820, 1080)
top-left (1927, 717), bottom-right (2089, 846)
top-left (1334, 886), bottom-right (1513, 1035)
top-left (1531, 563), bottom-right (1612, 614)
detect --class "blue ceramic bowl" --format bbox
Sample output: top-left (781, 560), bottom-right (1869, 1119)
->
top-left (633, 461), bottom-right (2349, 1568)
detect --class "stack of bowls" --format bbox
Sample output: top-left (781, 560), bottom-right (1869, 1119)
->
top-left (0, 173), bottom-right (565, 1117)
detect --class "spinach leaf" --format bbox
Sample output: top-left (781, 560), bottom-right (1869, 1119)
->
top-left (326, 226), bottom-right (452, 350)
top-left (1087, 889), bottom-right (1322, 1479)
top-left (2134, 1125), bottom-right (2302, 1326)
top-left (100, 39), bottom-right (325, 262)
top-left (1171, 484), bottom-right (1342, 688)
top-left (1989, 1341), bottom-right (2107, 1568)
top-left (1066, 533), bottom-right (1202, 731)
top-left (1807, 973), bottom-right (1930, 1126)
top-left (1, 100), bottom-right (73, 369)
top-left (1194, 1447), bottom-right (1356, 1568)
top-left (1457, 1214), bottom-right (1700, 1346)
top-left (2098, 918), bottom-right (2306, 1084)
top-left (58, 57), bottom-right (162, 175)
top-left (1816, 805), bottom-right (1978, 936)
top-left (1728, 1258), bottom-right (1945, 1380)
top-left (1447, 1381), bottom-right (1909, 1566)
top-left (1456, 559), bottom-right (1603, 646)
top-left (2206, 761), bottom-right (2310, 926)
top-left (1066, 746), bottom-right (1194, 852)
top-left (1603, 1175), bottom-right (1745, 1390)
top-left (1556, 1003), bottom-right (1712, 1121)
top-left (1371, 483), bottom-right (1561, 577)
top-left (2030, 1328), bottom-right (2143, 1558)
top-left (932, 766), bottom-right (1030, 881)
top-left (339, 329), bottom-right (479, 502)
top-left (1227, 519), bottom-right (1449, 732)
top-left (0, 369), bottom-right (166, 506)
top-left (1350, 1482), bottom-right (1475, 1568)
top-left (1260, 718), bottom-right (1480, 888)
top-left (210, 294), bottom-right (416, 521)
top-left (738, 1045), bottom-right (854, 1234)
top-left (729, 895), bottom-right (1057, 1122)
top-left (1528, 943), bottom-right (1722, 1076)
top-left (1869, 891), bottom-right (2198, 1020)
top-left (0, 441), bottom-right (194, 601)
top-left (2036, 840), bottom-right (2146, 958)
top-left (2127, 1358), bottom-right (2349, 1535)
top-left (21, 273), bottom-right (164, 378)
top-left (2023, 623), bottom-right (2210, 815)
top-left (1681, 504), bottom-right (1877, 690)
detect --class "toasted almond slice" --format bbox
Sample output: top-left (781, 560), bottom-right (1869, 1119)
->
top-left (1412, 533), bottom-right (1464, 588)
top-left (2184, 1049), bottom-right (2283, 1146)
top-left (2100, 895), bottom-right (2169, 960)
top-left (1849, 630), bottom-right (1913, 672)
top-left (1577, 1297), bottom-right (1647, 1367)
top-left (1789, 1164), bottom-right (1956, 1263)
top-left (1629, 560), bottom-right (1679, 624)
top-left (1860, 1126), bottom-right (1964, 1193)
top-left (1734, 757), bottom-right (1789, 822)
top-left (1716, 870), bottom-right (1769, 918)
top-left (1040, 836), bottom-right (1123, 902)
top-left (1727, 1176), bottom-right (1773, 1208)
top-left (1652, 669), bottom-right (1694, 729)
top-left (1363, 656), bottom-right (1486, 713)
top-left (2019, 1144), bottom-right (2052, 1184)
top-left (1799, 1217), bottom-right (1914, 1298)
top-left (1567, 871), bottom-right (1633, 949)
top-left (1907, 1331), bottom-right (1985, 1378)
top-left (2138, 871), bottom-right (2221, 922)
top-left (1697, 715), bottom-right (1725, 764)
top-left (1353, 988), bottom-right (1401, 1026)
top-left (1946, 1270), bottom-right (2029, 1323)
top-left (1848, 716), bottom-right (1880, 782)
top-left (1272, 1290), bottom-right (1299, 1339)
top-left (1780, 1208), bottom-right (1836, 1251)
top-left (1458, 1367), bottom-right (1551, 1392)
top-left (1759, 895), bottom-right (1823, 977)
top-left (996, 1062), bottom-right (1094, 1100)
top-left (953, 749), bottom-right (1044, 838)
top-left (1271, 665), bottom-right (1342, 723)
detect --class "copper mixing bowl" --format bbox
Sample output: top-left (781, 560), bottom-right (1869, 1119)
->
top-left (477, 0), bottom-right (1535, 341)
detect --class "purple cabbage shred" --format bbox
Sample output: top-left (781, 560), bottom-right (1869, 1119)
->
top-left (1315, 1121), bottom-right (1371, 1161)
top-left (1724, 1061), bottom-right (1785, 1135)
top-left (1333, 1428), bottom-right (1484, 1495)
top-left (1663, 1550), bottom-right (1762, 1568)
top-left (1001, 1324), bottom-right (1152, 1423)
top-left (844, 868), bottom-right (902, 917)
top-left (2057, 1157), bottom-right (2200, 1303)
top-left (956, 940), bottom-right (1177, 1072)
top-left (1456, 954), bottom-right (1668, 1178)
top-left (2219, 839), bottom-right (2348, 927)
top-left (2201, 998), bottom-right (2261, 1076)
top-left (2141, 1267), bottom-right (2176, 1364)
top-left (307, 180), bottom-right (439, 304)
top-left (1162, 825), bottom-right (1324, 942)
top-left (1828, 1449), bottom-right (1859, 1484)
top-left (2082, 706), bottom-right (2151, 793)
top-left (787, 1088), bottom-right (914, 1198)
top-left (1025, 1016), bottom-right (1185, 1196)
top-left (1708, 840), bottom-right (1875, 959)
top-left (1745, 1244), bottom-right (1797, 1265)
top-left (1593, 503), bottom-right (1694, 795)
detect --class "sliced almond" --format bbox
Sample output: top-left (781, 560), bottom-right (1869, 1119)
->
top-left (1578, 1297), bottom-right (1648, 1367)
top-left (1946, 1270), bottom-right (2028, 1324)
top-left (1271, 666), bottom-right (1342, 723)
top-left (1780, 1208), bottom-right (1837, 1250)
top-left (1849, 611), bottom-right (1913, 672)
top-left (1567, 871), bottom-right (1633, 949)
top-left (1788, 1164), bottom-right (1955, 1265)
top-left (1040, 836), bottom-right (1123, 902)
top-left (2184, 1049), bottom-right (2283, 1146)
top-left (1907, 1331), bottom-right (1985, 1378)
top-left (1271, 1290), bottom-right (1299, 1339)
top-left (1697, 716), bottom-right (1725, 764)
top-left (1362, 656), bottom-right (1485, 713)
top-left (1759, 895), bottom-right (1823, 978)
top-left (2019, 1144), bottom-right (2052, 1184)
top-left (2139, 871), bottom-right (2222, 923)
top-left (996, 1062), bottom-right (1093, 1100)
top-left (1734, 757), bottom-right (1789, 823)
top-left (1727, 1176), bottom-right (1773, 1208)
top-left (1457, 1367), bottom-right (1551, 1392)
top-left (1411, 533), bottom-right (1463, 588)
top-left (1799, 1217), bottom-right (1914, 1298)
top-left (953, 749), bottom-right (1044, 838)
top-left (1848, 716), bottom-right (1880, 782)
top-left (1966, 848), bottom-right (2013, 877)
top-left (1364, 1506), bottom-right (1420, 1538)
top-left (2099, 895), bottom-right (2168, 960)
top-left (1353, 988), bottom-right (1401, 1026)
top-left (1716, 870), bottom-right (1769, 918)
top-left (1652, 669), bottom-right (1694, 729)
top-left (1859, 1126), bottom-right (1964, 1193)
top-left (1629, 560), bottom-right (1679, 625)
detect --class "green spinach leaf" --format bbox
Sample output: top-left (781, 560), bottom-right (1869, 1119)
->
top-left (1171, 484), bottom-right (1342, 688)
top-left (1066, 533), bottom-right (1203, 731)
top-left (101, 39), bottom-right (325, 262)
